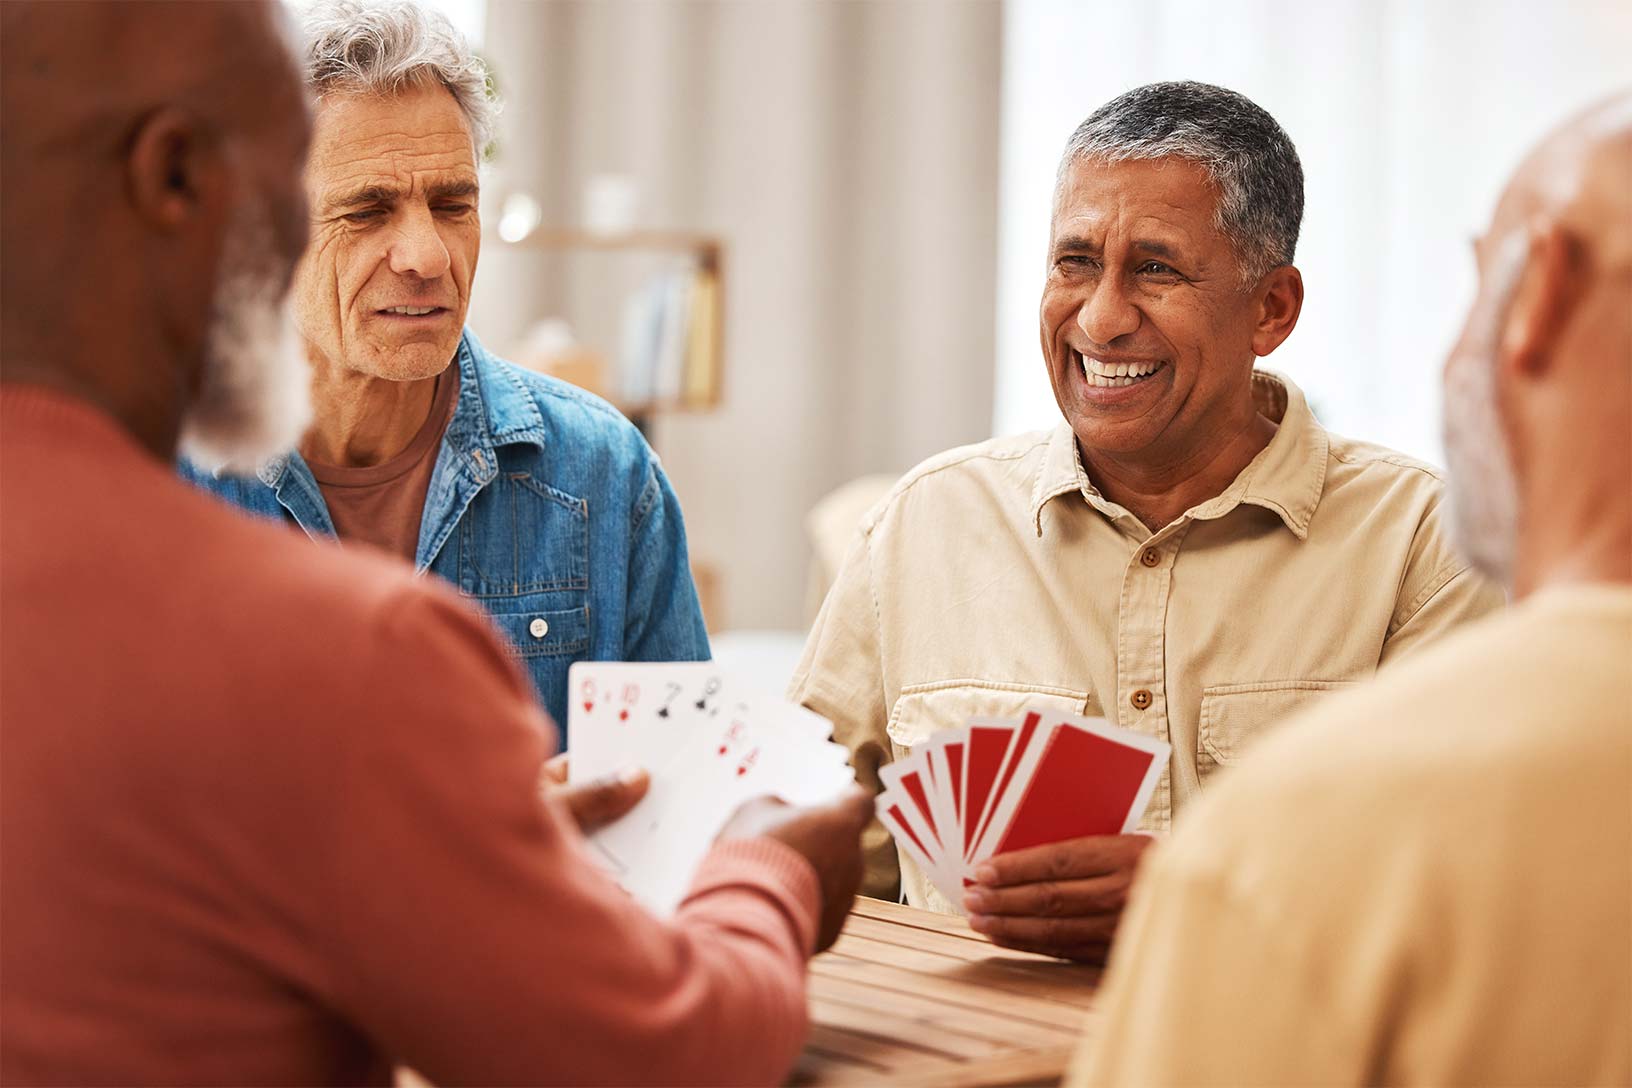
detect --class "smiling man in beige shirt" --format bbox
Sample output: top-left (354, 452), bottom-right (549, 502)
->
top-left (1073, 95), bottom-right (1632, 1086)
top-left (791, 81), bottom-right (1502, 962)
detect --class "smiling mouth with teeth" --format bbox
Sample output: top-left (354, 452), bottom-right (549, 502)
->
top-left (1077, 351), bottom-right (1164, 388)
top-left (381, 305), bottom-right (442, 317)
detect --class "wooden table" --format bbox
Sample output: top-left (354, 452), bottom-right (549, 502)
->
top-left (790, 898), bottom-right (1101, 1087)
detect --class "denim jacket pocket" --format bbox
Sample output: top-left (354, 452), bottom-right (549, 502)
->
top-left (456, 472), bottom-right (588, 597)
top-left (1198, 679), bottom-right (1355, 784)
top-left (486, 604), bottom-right (591, 660)
top-left (886, 680), bottom-right (1092, 757)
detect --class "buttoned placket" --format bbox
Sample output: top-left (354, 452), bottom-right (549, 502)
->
top-left (1115, 519), bottom-right (1193, 832)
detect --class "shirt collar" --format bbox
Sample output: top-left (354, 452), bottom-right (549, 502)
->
top-left (1030, 368), bottom-right (1329, 540)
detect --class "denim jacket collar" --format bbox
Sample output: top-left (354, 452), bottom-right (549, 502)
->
top-left (438, 328), bottom-right (550, 476)
top-left (254, 329), bottom-right (550, 572)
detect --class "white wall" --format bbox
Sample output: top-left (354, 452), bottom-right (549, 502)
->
top-left (995, 0), bottom-right (1632, 463)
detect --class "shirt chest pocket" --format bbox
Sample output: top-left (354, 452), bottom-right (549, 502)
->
top-left (885, 680), bottom-right (1093, 756)
top-left (1197, 680), bottom-right (1355, 784)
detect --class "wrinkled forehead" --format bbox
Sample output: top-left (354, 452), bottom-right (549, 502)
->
top-left (1050, 155), bottom-right (1225, 246)
top-left (306, 84), bottom-right (477, 193)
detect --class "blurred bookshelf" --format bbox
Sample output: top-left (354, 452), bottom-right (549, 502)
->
top-left (496, 228), bottom-right (725, 432)
top-left (492, 226), bottom-right (729, 630)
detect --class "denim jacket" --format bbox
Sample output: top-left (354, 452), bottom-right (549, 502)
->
top-left (179, 329), bottom-right (710, 737)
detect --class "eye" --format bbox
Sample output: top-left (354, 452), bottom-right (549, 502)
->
top-left (1058, 255), bottom-right (1099, 271)
top-left (1137, 260), bottom-right (1178, 276)
top-left (434, 202), bottom-right (474, 216)
top-left (342, 208), bottom-right (385, 223)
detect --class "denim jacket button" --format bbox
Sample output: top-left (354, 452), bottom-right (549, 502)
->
top-left (528, 617), bottom-right (549, 639)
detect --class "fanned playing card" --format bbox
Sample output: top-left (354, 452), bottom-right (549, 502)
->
top-left (970, 715), bottom-right (1167, 864)
top-left (567, 661), bottom-right (721, 786)
top-left (565, 662), bottom-right (854, 916)
top-left (873, 710), bottom-right (1169, 914)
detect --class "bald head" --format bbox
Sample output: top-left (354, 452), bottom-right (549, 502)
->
top-left (2, 2), bottom-right (294, 132)
top-left (0, 0), bottom-right (311, 459)
top-left (1496, 96), bottom-right (1632, 264)
top-left (1442, 93), bottom-right (1632, 596)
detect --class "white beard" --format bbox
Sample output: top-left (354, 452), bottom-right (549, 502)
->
top-left (178, 199), bottom-right (312, 473)
top-left (1442, 232), bottom-right (1527, 589)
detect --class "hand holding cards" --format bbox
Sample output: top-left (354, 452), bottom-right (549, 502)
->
top-left (567, 662), bottom-right (856, 916)
top-left (875, 710), bottom-right (1169, 910)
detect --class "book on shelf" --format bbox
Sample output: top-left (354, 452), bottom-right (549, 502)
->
top-left (617, 265), bottom-right (721, 410)
top-left (683, 272), bottom-right (719, 407)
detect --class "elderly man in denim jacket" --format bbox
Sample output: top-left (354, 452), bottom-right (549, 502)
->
top-left (181, 0), bottom-right (708, 732)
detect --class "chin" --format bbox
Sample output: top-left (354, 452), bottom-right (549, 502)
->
top-left (1062, 401), bottom-right (1174, 457)
top-left (360, 340), bottom-right (460, 383)
top-left (1067, 420), bottom-right (1159, 457)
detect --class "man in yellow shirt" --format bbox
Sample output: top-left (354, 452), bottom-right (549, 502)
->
top-left (792, 81), bottom-right (1501, 960)
top-left (1072, 95), bottom-right (1632, 1085)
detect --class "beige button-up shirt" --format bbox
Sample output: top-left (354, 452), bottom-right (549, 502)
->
top-left (790, 371), bottom-right (1504, 911)
top-left (1071, 585), bottom-right (1632, 1085)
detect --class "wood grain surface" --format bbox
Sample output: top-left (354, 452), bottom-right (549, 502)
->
top-left (790, 897), bottom-right (1101, 1087)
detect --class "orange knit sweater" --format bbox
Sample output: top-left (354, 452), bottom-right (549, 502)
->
top-left (0, 385), bottom-right (818, 1086)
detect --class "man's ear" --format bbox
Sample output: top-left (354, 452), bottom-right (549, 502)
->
top-left (1501, 218), bottom-right (1584, 380)
top-left (125, 106), bottom-right (228, 230)
top-left (1251, 263), bottom-right (1304, 358)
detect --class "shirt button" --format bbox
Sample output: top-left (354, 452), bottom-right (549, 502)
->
top-left (528, 617), bottom-right (549, 639)
top-left (1130, 689), bottom-right (1153, 710)
top-left (1140, 547), bottom-right (1160, 568)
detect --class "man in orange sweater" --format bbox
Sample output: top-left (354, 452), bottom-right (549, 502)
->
top-left (0, 3), bottom-right (869, 1084)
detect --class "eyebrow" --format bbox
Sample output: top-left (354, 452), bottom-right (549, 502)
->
top-left (323, 177), bottom-right (479, 212)
top-left (1051, 233), bottom-right (1098, 255)
top-left (428, 179), bottom-right (480, 202)
top-left (1051, 234), bottom-right (1185, 261)
top-left (325, 183), bottom-right (400, 211)
top-left (1130, 239), bottom-right (1182, 261)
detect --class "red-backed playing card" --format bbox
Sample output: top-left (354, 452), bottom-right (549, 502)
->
top-left (980, 717), bottom-right (1168, 859)
top-left (944, 741), bottom-right (965, 826)
top-left (879, 761), bottom-right (944, 852)
top-left (961, 720), bottom-right (1018, 857)
top-left (965, 712), bottom-right (1042, 859)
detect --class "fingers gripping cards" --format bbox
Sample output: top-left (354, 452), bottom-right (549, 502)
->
top-left (875, 711), bottom-right (1169, 909)
top-left (566, 662), bottom-right (854, 916)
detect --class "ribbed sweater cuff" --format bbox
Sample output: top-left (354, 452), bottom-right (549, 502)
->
top-left (684, 837), bottom-right (822, 956)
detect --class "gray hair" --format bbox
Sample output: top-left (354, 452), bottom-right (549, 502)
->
top-left (300, 0), bottom-right (498, 158)
top-left (1059, 81), bottom-right (1303, 282)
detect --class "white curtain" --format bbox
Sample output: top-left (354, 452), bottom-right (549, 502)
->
top-left (994, 0), bottom-right (1632, 463)
top-left (468, 0), bottom-right (1002, 631)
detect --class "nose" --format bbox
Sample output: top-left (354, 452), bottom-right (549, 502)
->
top-left (1078, 271), bottom-right (1141, 344)
top-left (388, 203), bottom-right (452, 280)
